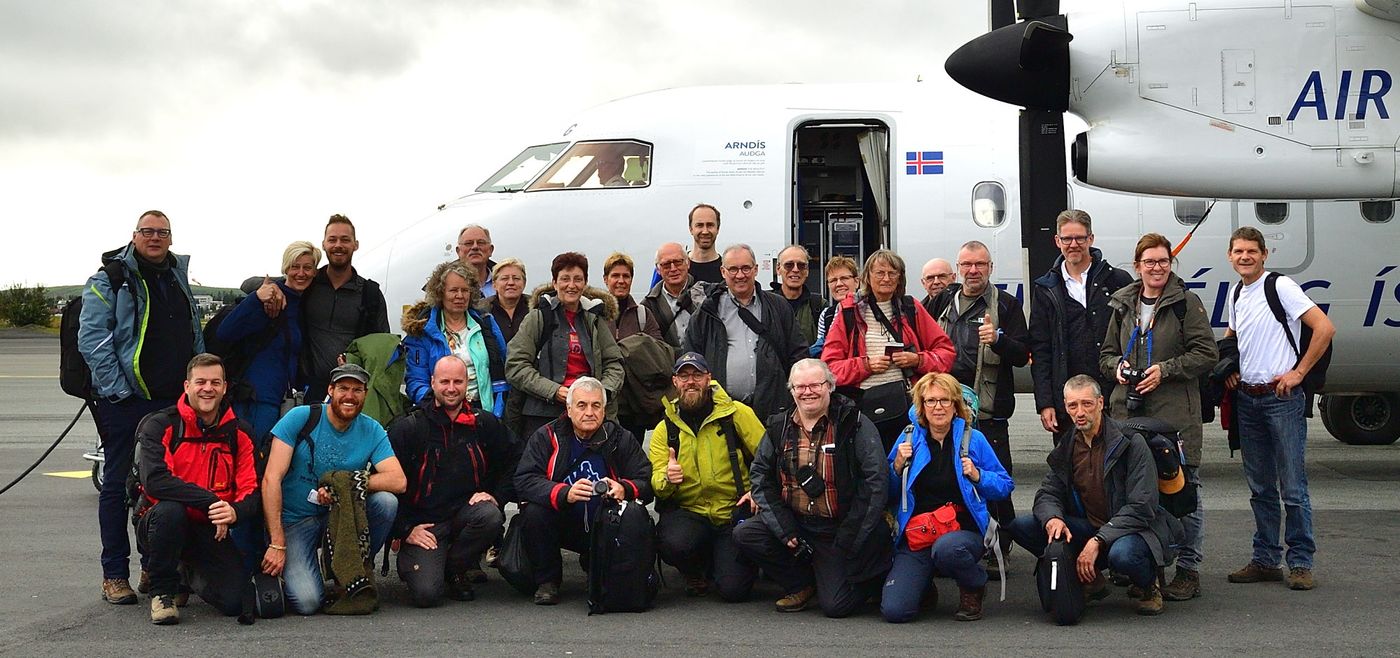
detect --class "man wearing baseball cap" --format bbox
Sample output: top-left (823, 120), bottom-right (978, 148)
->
top-left (259, 363), bottom-right (407, 615)
top-left (648, 352), bottom-right (766, 600)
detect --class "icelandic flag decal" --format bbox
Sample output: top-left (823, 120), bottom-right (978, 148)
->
top-left (905, 151), bottom-right (944, 175)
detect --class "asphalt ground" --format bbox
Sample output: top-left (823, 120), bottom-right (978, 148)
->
top-left (2, 329), bottom-right (1398, 656)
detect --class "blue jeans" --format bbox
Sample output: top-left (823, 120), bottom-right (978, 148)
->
top-left (94, 396), bottom-right (173, 579)
top-left (1176, 465), bottom-right (1205, 572)
top-left (1236, 389), bottom-right (1315, 569)
top-left (1006, 514), bottom-right (1156, 588)
top-left (282, 491), bottom-right (398, 615)
top-left (881, 530), bottom-right (986, 623)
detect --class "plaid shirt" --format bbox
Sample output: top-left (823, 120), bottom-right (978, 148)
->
top-left (780, 412), bottom-right (840, 518)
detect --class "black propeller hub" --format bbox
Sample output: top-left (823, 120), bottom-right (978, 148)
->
top-left (944, 16), bottom-right (1072, 112)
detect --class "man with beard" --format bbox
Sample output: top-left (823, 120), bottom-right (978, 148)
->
top-left (299, 214), bottom-right (390, 398)
top-left (687, 204), bottom-right (724, 284)
top-left (259, 363), bottom-right (407, 615)
top-left (456, 224), bottom-right (498, 297)
top-left (649, 352), bottom-right (765, 600)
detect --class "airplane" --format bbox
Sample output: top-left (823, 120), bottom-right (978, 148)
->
top-left (356, 0), bottom-right (1400, 447)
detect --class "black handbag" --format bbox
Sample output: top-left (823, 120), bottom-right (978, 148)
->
top-left (495, 511), bottom-right (536, 595)
top-left (860, 380), bottom-right (911, 424)
top-left (1035, 538), bottom-right (1085, 625)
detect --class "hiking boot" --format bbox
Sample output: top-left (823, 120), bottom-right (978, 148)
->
top-left (173, 591), bottom-right (190, 607)
top-left (775, 586), bottom-right (815, 612)
top-left (953, 585), bottom-right (985, 621)
top-left (464, 566), bottom-right (488, 584)
top-left (102, 578), bottom-right (137, 605)
top-left (1163, 568), bottom-right (1201, 601)
top-left (1228, 562), bottom-right (1285, 583)
top-left (1135, 581), bottom-right (1164, 616)
top-left (446, 573), bottom-right (476, 602)
top-left (1287, 567), bottom-right (1315, 591)
top-left (1126, 584), bottom-right (1144, 600)
top-left (683, 574), bottom-right (709, 597)
top-left (533, 582), bottom-right (560, 606)
top-left (150, 595), bottom-right (180, 625)
top-left (1084, 574), bottom-right (1111, 603)
top-left (137, 569), bottom-right (150, 594)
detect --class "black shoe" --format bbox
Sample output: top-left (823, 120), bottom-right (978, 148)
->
top-left (464, 567), bottom-right (488, 584)
top-left (534, 582), bottom-right (560, 605)
top-left (446, 573), bottom-right (476, 602)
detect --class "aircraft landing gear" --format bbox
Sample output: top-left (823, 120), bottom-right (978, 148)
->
top-left (1321, 393), bottom-right (1400, 445)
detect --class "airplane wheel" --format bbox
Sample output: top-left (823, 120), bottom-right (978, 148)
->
top-left (91, 462), bottom-right (103, 492)
top-left (1322, 393), bottom-right (1400, 445)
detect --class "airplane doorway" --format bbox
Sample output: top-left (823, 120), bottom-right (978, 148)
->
top-left (792, 120), bottom-right (891, 299)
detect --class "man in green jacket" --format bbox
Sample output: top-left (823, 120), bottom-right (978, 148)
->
top-left (649, 352), bottom-right (766, 600)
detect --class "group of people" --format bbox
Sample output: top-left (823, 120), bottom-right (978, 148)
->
top-left (75, 203), bottom-right (1334, 625)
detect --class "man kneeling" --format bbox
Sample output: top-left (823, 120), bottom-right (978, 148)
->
top-left (1007, 374), bottom-right (1183, 616)
top-left (134, 354), bottom-right (260, 625)
top-left (390, 355), bottom-right (519, 606)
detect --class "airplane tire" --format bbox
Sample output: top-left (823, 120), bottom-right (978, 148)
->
top-left (1321, 393), bottom-right (1400, 445)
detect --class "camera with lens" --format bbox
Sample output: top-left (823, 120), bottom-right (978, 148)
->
top-left (1121, 366), bottom-right (1148, 413)
top-left (790, 537), bottom-right (814, 562)
top-left (593, 478), bottom-right (612, 497)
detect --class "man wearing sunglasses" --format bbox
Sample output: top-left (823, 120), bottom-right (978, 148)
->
top-left (770, 245), bottom-right (825, 345)
top-left (79, 210), bottom-right (205, 605)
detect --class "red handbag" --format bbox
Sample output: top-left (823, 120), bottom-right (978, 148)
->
top-left (904, 503), bottom-right (962, 551)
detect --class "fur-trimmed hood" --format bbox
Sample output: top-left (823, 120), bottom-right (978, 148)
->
top-left (525, 284), bottom-right (618, 321)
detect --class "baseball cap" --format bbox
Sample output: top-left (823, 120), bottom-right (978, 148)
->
top-left (673, 351), bottom-right (710, 374)
top-left (1130, 418), bottom-right (1186, 495)
top-left (329, 363), bottom-right (370, 385)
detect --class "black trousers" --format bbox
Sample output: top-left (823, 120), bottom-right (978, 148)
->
top-left (655, 508), bottom-right (756, 601)
top-left (397, 502), bottom-right (506, 607)
top-left (732, 515), bottom-right (879, 618)
top-left (978, 418), bottom-right (1016, 554)
top-left (518, 501), bottom-right (592, 586)
top-left (136, 500), bottom-right (244, 616)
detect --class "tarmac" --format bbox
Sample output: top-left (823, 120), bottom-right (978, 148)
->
top-left (1, 328), bottom-right (1398, 656)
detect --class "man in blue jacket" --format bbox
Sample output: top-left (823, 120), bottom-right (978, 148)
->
top-left (78, 209), bottom-right (204, 605)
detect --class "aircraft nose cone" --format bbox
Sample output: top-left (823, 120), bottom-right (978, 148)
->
top-left (944, 17), bottom-right (1073, 113)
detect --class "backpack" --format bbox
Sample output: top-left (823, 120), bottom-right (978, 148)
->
top-left (1035, 538), bottom-right (1085, 625)
top-left (1123, 416), bottom-right (1199, 519)
top-left (125, 406), bottom-right (255, 515)
top-left (60, 261), bottom-right (125, 400)
top-left (617, 330), bottom-right (676, 425)
top-left (587, 497), bottom-right (659, 614)
top-left (1231, 272), bottom-right (1333, 415)
top-left (1165, 300), bottom-right (1217, 424)
top-left (663, 414), bottom-right (749, 522)
top-left (202, 300), bottom-right (285, 403)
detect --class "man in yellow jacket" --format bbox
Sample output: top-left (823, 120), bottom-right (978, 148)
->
top-left (650, 352), bottom-right (767, 600)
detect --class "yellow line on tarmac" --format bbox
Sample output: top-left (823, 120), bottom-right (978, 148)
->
top-left (45, 471), bottom-right (91, 479)
top-left (0, 375), bottom-right (59, 378)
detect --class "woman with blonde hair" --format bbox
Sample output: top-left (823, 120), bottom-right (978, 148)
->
top-left (401, 260), bottom-right (510, 416)
top-left (882, 372), bottom-right (1012, 623)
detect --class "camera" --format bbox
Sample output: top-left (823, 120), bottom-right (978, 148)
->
top-left (1121, 366), bottom-right (1148, 413)
top-left (593, 478), bottom-right (612, 497)
top-left (790, 537), bottom-right (814, 562)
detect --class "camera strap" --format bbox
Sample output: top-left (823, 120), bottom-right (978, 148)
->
top-left (1122, 311), bottom-right (1156, 368)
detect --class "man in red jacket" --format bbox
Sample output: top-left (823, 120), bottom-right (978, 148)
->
top-left (134, 353), bottom-right (260, 625)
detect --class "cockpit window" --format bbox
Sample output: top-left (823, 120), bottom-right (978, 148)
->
top-left (476, 142), bottom-right (567, 193)
top-left (525, 140), bottom-right (652, 191)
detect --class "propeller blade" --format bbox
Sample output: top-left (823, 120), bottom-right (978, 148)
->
top-left (945, 17), bottom-right (1072, 112)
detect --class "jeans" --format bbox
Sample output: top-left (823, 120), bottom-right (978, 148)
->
top-left (1236, 389), bottom-right (1315, 569)
top-left (94, 396), bottom-right (173, 579)
top-left (282, 491), bottom-right (398, 615)
top-left (655, 508), bottom-right (757, 602)
top-left (136, 501), bottom-right (244, 615)
top-left (397, 502), bottom-right (505, 608)
top-left (1006, 514), bottom-right (1156, 588)
top-left (881, 530), bottom-right (986, 623)
top-left (1176, 465), bottom-right (1205, 572)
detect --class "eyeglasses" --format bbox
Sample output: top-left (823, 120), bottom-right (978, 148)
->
top-left (789, 382), bottom-right (828, 393)
top-left (921, 273), bottom-right (955, 283)
top-left (136, 228), bottom-right (171, 239)
top-left (1056, 235), bottom-right (1090, 245)
top-left (957, 261), bottom-right (991, 271)
top-left (922, 397), bottom-right (954, 408)
top-left (826, 274), bottom-right (855, 286)
top-left (870, 270), bottom-right (901, 280)
top-left (1137, 258), bottom-right (1172, 270)
top-left (674, 371), bottom-right (709, 382)
top-left (723, 265), bottom-right (756, 276)
top-left (457, 239), bottom-right (491, 248)
top-left (657, 258), bottom-right (687, 270)
top-left (780, 261), bottom-right (808, 272)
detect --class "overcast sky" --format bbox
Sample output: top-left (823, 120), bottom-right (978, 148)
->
top-left (1, 1), bottom-right (988, 289)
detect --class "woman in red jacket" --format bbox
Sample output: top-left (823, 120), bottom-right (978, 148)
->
top-left (821, 250), bottom-right (956, 449)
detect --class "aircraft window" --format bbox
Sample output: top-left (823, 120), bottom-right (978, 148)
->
top-left (1173, 199), bottom-right (1211, 226)
top-left (971, 182), bottom-right (1006, 228)
top-left (475, 142), bottom-right (567, 193)
top-left (525, 140), bottom-right (652, 191)
top-left (1361, 200), bottom-right (1394, 224)
top-left (1255, 202), bottom-right (1289, 225)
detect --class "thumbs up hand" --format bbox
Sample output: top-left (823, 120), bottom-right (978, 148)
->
top-left (978, 313), bottom-right (996, 345)
top-left (666, 447), bottom-right (684, 484)
top-left (256, 275), bottom-right (286, 318)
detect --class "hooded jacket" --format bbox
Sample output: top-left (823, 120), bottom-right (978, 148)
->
top-left (506, 285), bottom-right (625, 420)
top-left (821, 293), bottom-right (956, 390)
top-left (641, 275), bottom-right (706, 348)
top-left (343, 332), bottom-right (411, 428)
top-left (648, 381), bottom-right (766, 526)
top-left (401, 302), bottom-right (509, 417)
top-left (216, 281), bottom-right (303, 405)
top-left (1028, 248), bottom-right (1134, 415)
top-left (683, 286), bottom-right (809, 420)
top-left (1099, 272), bottom-right (1219, 465)
top-left (514, 417), bottom-right (653, 510)
top-left (78, 244), bottom-right (204, 401)
top-left (388, 399), bottom-right (520, 538)
top-left (1035, 414), bottom-right (1183, 567)
top-left (887, 412), bottom-right (1014, 538)
top-left (135, 395), bottom-right (259, 525)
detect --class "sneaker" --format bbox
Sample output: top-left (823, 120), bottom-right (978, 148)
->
top-left (533, 582), bottom-right (560, 606)
top-left (1163, 568), bottom-right (1201, 601)
top-left (102, 578), bottom-right (137, 605)
top-left (1084, 574), bottom-right (1111, 603)
top-left (953, 585), bottom-right (985, 621)
top-left (150, 595), bottom-right (180, 625)
top-left (136, 570), bottom-right (150, 595)
top-left (1286, 567), bottom-right (1315, 591)
top-left (775, 586), bottom-right (816, 612)
top-left (464, 567), bottom-right (488, 584)
top-left (446, 573), bottom-right (476, 602)
top-left (683, 574), bottom-right (709, 597)
top-left (1135, 582), bottom-right (1164, 616)
top-left (1228, 562), bottom-right (1285, 583)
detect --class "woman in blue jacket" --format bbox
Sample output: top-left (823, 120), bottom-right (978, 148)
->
top-left (216, 241), bottom-right (319, 441)
top-left (402, 260), bottom-right (509, 417)
top-left (882, 372), bottom-right (1013, 623)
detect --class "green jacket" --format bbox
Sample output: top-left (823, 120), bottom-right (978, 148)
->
top-left (344, 332), bottom-right (410, 429)
top-left (506, 285), bottom-right (624, 420)
top-left (648, 381), bottom-right (766, 526)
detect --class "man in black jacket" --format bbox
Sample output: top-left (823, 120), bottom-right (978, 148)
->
top-left (1028, 210), bottom-right (1134, 443)
top-left (300, 214), bottom-right (390, 398)
top-left (513, 377), bottom-right (653, 605)
top-left (685, 244), bottom-right (809, 420)
top-left (389, 355), bottom-right (519, 606)
top-left (1006, 375), bottom-right (1183, 616)
top-left (733, 359), bottom-right (891, 617)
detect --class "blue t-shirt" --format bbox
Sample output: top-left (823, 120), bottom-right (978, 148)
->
top-left (564, 437), bottom-right (607, 521)
top-left (271, 405), bottom-right (395, 524)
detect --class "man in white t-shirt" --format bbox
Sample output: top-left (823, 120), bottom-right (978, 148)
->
top-left (1222, 227), bottom-right (1335, 592)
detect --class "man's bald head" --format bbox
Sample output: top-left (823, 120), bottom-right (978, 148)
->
top-left (920, 258), bottom-right (955, 298)
top-left (655, 241), bottom-right (690, 291)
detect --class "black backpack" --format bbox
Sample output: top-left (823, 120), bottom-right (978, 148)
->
top-left (1231, 272), bottom-right (1333, 415)
top-left (1164, 300), bottom-right (1218, 424)
top-left (1036, 538), bottom-right (1085, 625)
top-left (1124, 416), bottom-right (1199, 519)
top-left (59, 261), bottom-right (126, 400)
top-left (587, 497), bottom-right (659, 614)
